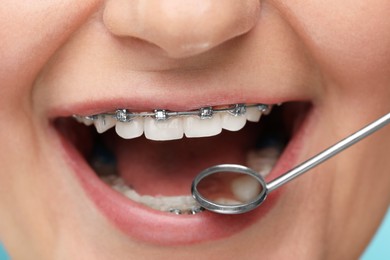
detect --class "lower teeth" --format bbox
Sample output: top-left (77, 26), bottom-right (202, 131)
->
top-left (101, 175), bottom-right (203, 214)
top-left (95, 146), bottom-right (281, 215)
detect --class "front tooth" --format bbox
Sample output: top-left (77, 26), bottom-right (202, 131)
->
top-left (115, 118), bottom-right (144, 139)
top-left (94, 115), bottom-right (116, 133)
top-left (221, 113), bottom-right (247, 131)
top-left (144, 117), bottom-right (184, 141)
top-left (184, 114), bottom-right (222, 137)
top-left (231, 175), bottom-right (261, 202)
top-left (245, 107), bottom-right (262, 122)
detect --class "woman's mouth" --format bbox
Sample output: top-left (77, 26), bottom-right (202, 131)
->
top-left (51, 100), bottom-right (312, 245)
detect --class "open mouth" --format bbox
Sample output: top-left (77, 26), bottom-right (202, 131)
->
top-left (52, 101), bottom-right (311, 244)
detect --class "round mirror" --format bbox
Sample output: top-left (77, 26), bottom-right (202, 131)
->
top-left (191, 164), bottom-right (268, 214)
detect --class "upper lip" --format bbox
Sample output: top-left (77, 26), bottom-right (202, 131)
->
top-left (36, 61), bottom-right (311, 120)
top-left (44, 83), bottom-right (300, 120)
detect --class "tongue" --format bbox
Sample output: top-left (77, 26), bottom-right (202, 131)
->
top-left (114, 127), bottom-right (257, 196)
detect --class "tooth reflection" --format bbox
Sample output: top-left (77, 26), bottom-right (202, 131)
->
top-left (231, 175), bottom-right (261, 202)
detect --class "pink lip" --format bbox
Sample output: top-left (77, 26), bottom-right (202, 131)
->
top-left (47, 96), bottom-right (293, 119)
top-left (49, 103), bottom-right (314, 245)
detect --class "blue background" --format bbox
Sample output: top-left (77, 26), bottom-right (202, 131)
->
top-left (0, 209), bottom-right (389, 259)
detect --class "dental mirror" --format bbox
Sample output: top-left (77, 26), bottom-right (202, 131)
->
top-left (192, 112), bottom-right (390, 214)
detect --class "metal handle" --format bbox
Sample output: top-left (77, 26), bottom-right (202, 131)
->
top-left (266, 112), bottom-right (390, 192)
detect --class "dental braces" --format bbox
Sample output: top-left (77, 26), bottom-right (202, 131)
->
top-left (75, 103), bottom-right (272, 122)
top-left (169, 206), bottom-right (205, 215)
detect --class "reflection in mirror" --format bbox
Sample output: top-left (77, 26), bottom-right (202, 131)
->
top-left (196, 172), bottom-right (263, 206)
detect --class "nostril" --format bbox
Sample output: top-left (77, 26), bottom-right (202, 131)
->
top-left (103, 0), bottom-right (261, 59)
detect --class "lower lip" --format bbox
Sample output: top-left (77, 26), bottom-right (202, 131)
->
top-left (52, 108), bottom-right (313, 246)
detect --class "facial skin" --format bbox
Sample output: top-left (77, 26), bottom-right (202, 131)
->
top-left (1, 0), bottom-right (390, 259)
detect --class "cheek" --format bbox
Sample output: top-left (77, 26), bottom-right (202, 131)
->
top-left (0, 0), bottom-right (99, 110)
top-left (281, 0), bottom-right (390, 88)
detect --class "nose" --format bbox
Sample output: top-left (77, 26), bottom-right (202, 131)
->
top-left (103, 0), bottom-right (260, 58)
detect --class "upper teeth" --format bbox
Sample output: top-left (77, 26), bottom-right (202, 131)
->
top-left (74, 103), bottom-right (272, 141)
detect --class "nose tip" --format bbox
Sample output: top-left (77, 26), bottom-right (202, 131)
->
top-left (103, 0), bottom-right (260, 58)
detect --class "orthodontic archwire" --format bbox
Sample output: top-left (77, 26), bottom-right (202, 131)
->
top-left (73, 103), bottom-right (272, 123)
